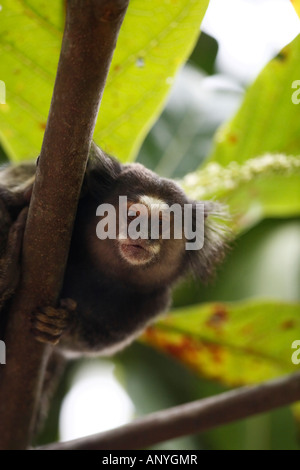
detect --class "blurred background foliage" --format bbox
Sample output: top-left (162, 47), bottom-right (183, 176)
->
top-left (1, 0), bottom-right (300, 450)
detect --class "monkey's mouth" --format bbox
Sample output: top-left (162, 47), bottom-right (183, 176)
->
top-left (118, 239), bottom-right (154, 265)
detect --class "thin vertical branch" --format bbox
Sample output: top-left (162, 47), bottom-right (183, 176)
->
top-left (0, 0), bottom-right (129, 450)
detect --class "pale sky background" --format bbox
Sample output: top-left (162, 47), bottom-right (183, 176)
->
top-left (59, 0), bottom-right (300, 442)
top-left (202, 0), bottom-right (300, 83)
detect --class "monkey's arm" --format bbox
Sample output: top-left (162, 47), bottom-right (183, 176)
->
top-left (31, 286), bottom-right (170, 356)
top-left (0, 166), bottom-right (33, 310)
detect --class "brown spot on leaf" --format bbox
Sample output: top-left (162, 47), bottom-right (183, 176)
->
top-left (39, 122), bottom-right (47, 130)
top-left (164, 343), bottom-right (185, 360)
top-left (276, 44), bottom-right (290, 62)
top-left (228, 134), bottom-right (238, 144)
top-left (206, 304), bottom-right (229, 330)
top-left (164, 337), bottom-right (199, 360)
top-left (281, 319), bottom-right (296, 330)
top-left (203, 342), bottom-right (224, 364)
top-left (114, 64), bottom-right (121, 72)
top-left (276, 52), bottom-right (288, 62)
top-left (143, 326), bottom-right (158, 343)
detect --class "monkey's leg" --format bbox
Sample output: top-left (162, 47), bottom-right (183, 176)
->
top-left (0, 206), bottom-right (28, 307)
top-left (31, 298), bottom-right (77, 345)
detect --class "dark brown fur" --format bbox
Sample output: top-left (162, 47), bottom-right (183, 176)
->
top-left (0, 143), bottom-right (229, 355)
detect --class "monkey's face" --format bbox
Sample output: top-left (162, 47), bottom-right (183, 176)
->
top-left (87, 165), bottom-right (190, 287)
top-left (79, 152), bottom-right (228, 289)
top-left (87, 208), bottom-right (187, 288)
top-left (116, 195), bottom-right (185, 269)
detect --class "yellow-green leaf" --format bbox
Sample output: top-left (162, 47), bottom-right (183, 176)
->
top-left (209, 34), bottom-right (300, 166)
top-left (142, 300), bottom-right (300, 386)
top-left (291, 0), bottom-right (300, 18)
top-left (0, 0), bottom-right (209, 162)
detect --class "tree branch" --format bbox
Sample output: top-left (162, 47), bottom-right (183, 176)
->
top-left (0, 0), bottom-right (129, 450)
top-left (39, 371), bottom-right (300, 450)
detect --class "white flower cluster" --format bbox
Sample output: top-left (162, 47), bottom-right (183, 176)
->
top-left (181, 154), bottom-right (300, 200)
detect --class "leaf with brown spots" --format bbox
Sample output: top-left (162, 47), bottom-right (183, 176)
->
top-left (209, 34), bottom-right (300, 165)
top-left (0, 0), bottom-right (210, 162)
top-left (142, 299), bottom-right (300, 387)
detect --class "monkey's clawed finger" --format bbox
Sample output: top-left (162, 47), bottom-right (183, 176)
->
top-left (31, 304), bottom-right (72, 346)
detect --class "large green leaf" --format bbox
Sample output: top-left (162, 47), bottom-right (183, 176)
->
top-left (0, 0), bottom-right (209, 162)
top-left (209, 34), bottom-right (300, 165)
top-left (142, 300), bottom-right (300, 386)
top-left (181, 154), bottom-right (300, 233)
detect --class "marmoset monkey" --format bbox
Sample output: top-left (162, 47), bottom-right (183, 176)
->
top-left (0, 143), bottom-right (228, 356)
